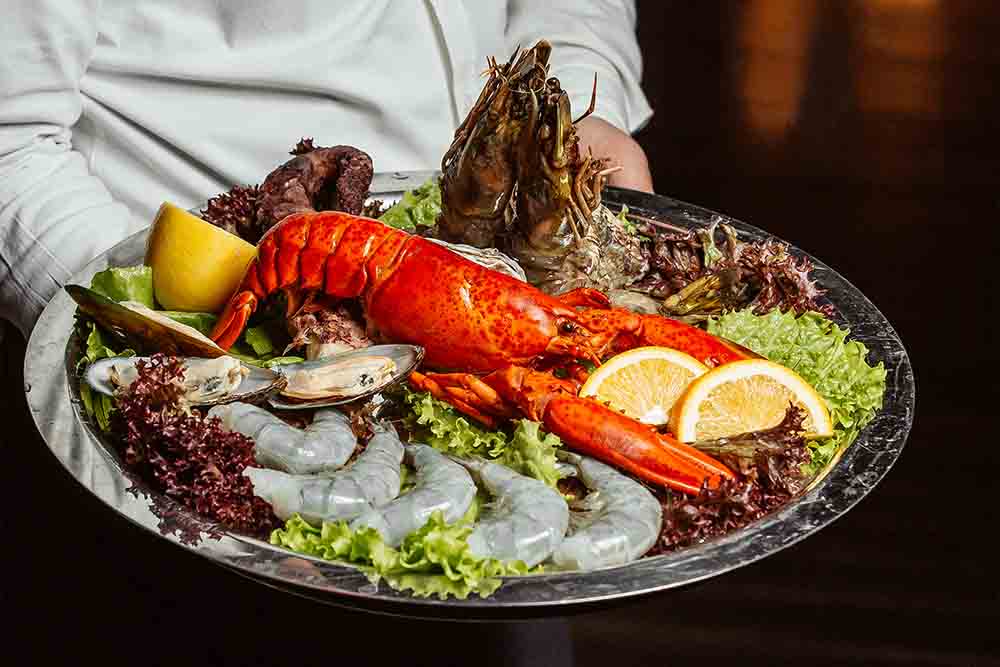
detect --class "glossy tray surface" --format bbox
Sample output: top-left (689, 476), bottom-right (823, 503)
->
top-left (24, 185), bottom-right (914, 619)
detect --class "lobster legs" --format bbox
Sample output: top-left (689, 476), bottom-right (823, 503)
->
top-left (410, 366), bottom-right (734, 495)
top-left (213, 290), bottom-right (259, 350)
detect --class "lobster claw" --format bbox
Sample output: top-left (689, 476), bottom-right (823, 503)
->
top-left (542, 395), bottom-right (734, 495)
top-left (419, 365), bottom-right (735, 495)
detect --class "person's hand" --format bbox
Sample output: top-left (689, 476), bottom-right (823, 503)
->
top-left (575, 116), bottom-right (654, 193)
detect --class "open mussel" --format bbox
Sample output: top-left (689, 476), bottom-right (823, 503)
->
top-left (267, 344), bottom-right (424, 410)
top-left (85, 355), bottom-right (286, 406)
top-left (66, 284), bottom-right (225, 358)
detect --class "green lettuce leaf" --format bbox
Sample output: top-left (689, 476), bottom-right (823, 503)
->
top-left (77, 322), bottom-right (133, 432)
top-left (400, 387), bottom-right (564, 486)
top-left (504, 420), bottom-right (564, 488)
top-left (156, 308), bottom-right (299, 365)
top-left (83, 322), bottom-right (119, 363)
top-left (243, 324), bottom-right (274, 356)
top-left (271, 510), bottom-right (531, 599)
top-left (707, 309), bottom-right (887, 476)
top-left (402, 387), bottom-right (509, 458)
top-left (260, 355), bottom-right (305, 368)
top-left (89, 265), bottom-right (155, 308)
top-left (159, 311), bottom-right (217, 337)
top-left (616, 204), bottom-right (638, 235)
top-left (223, 347), bottom-right (305, 367)
top-left (615, 204), bottom-right (651, 241)
top-left (378, 179), bottom-right (442, 230)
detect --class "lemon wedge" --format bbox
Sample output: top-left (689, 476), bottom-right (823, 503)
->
top-left (144, 202), bottom-right (257, 312)
top-left (579, 346), bottom-right (709, 425)
top-left (671, 358), bottom-right (833, 442)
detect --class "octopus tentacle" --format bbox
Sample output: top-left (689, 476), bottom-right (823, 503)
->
top-left (257, 145), bottom-right (374, 230)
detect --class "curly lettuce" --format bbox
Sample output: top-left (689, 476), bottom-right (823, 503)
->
top-left (400, 387), bottom-right (563, 486)
top-left (271, 509), bottom-right (532, 599)
top-left (89, 265), bottom-right (155, 308)
top-left (503, 420), bottom-right (564, 488)
top-left (707, 309), bottom-right (887, 476)
top-left (378, 178), bottom-right (442, 230)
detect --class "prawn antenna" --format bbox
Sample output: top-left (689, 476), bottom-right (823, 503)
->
top-left (573, 74), bottom-right (599, 125)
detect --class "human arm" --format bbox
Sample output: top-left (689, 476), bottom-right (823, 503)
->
top-left (0, 1), bottom-right (139, 337)
top-left (505, 0), bottom-right (654, 192)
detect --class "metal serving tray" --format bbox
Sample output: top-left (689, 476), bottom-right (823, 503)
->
top-left (24, 182), bottom-right (914, 619)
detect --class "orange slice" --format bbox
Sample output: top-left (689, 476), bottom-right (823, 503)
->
top-left (671, 358), bottom-right (833, 442)
top-left (579, 346), bottom-right (709, 425)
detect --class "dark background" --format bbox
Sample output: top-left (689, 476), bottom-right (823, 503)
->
top-left (3, 1), bottom-right (996, 664)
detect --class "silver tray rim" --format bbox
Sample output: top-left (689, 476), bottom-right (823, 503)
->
top-left (23, 182), bottom-right (914, 619)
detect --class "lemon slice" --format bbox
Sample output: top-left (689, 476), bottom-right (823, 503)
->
top-left (580, 346), bottom-right (709, 425)
top-left (671, 359), bottom-right (833, 442)
top-left (144, 202), bottom-right (257, 312)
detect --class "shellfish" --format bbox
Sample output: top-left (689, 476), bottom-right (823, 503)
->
top-left (66, 285), bottom-right (224, 358)
top-left (267, 344), bottom-right (424, 410)
top-left (84, 344), bottom-right (424, 410)
top-left (84, 355), bottom-right (286, 406)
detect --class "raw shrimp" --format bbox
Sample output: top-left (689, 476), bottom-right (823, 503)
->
top-left (455, 458), bottom-right (569, 568)
top-left (207, 402), bottom-right (356, 474)
top-left (349, 444), bottom-right (477, 547)
top-left (551, 452), bottom-right (663, 571)
top-left (243, 422), bottom-right (404, 525)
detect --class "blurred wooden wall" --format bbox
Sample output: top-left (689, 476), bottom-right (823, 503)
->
top-left (634, 0), bottom-right (998, 409)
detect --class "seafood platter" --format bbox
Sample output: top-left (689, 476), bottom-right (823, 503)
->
top-left (25, 42), bottom-right (912, 617)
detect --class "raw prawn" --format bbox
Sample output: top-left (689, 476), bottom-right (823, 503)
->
top-left (349, 444), bottom-right (477, 547)
top-left (455, 457), bottom-right (569, 568)
top-left (551, 452), bottom-right (662, 571)
top-left (207, 402), bottom-right (356, 474)
top-left (243, 422), bottom-right (404, 524)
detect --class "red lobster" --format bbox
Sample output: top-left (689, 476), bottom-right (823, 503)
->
top-left (211, 211), bottom-right (753, 494)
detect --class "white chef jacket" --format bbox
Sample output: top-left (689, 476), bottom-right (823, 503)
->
top-left (0, 0), bottom-right (652, 338)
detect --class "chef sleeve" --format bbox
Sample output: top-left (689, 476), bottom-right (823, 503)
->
top-left (505, 0), bottom-right (653, 134)
top-left (0, 0), bottom-right (139, 337)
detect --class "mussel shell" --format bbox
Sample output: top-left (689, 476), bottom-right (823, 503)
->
top-left (84, 355), bottom-right (287, 406)
top-left (66, 284), bottom-right (225, 358)
top-left (267, 344), bottom-right (424, 410)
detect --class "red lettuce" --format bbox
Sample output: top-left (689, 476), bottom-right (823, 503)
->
top-left (632, 219), bottom-right (835, 323)
top-left (111, 354), bottom-right (278, 536)
top-left (649, 406), bottom-right (812, 554)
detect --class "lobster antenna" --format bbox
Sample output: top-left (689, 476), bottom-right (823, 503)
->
top-left (573, 74), bottom-right (598, 125)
